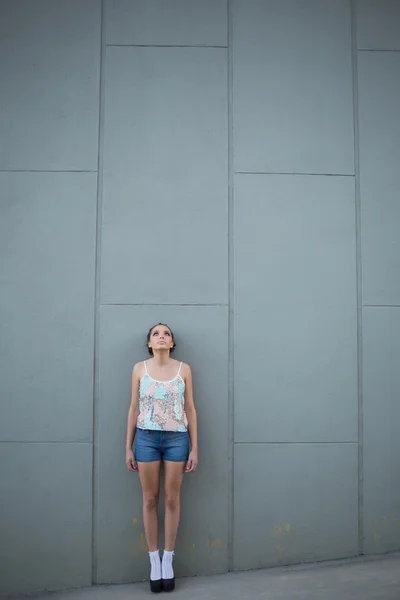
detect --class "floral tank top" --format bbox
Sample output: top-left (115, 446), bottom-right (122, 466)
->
top-left (137, 361), bottom-right (188, 432)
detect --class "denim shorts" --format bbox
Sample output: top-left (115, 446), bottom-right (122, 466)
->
top-left (135, 428), bottom-right (190, 463)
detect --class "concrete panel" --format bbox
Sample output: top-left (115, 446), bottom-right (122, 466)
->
top-left (358, 52), bottom-right (400, 306)
top-left (0, 172), bottom-right (97, 442)
top-left (0, 0), bottom-right (100, 171)
top-left (356, 0), bottom-right (400, 50)
top-left (96, 305), bottom-right (228, 583)
top-left (101, 48), bottom-right (228, 304)
top-left (0, 442), bottom-right (92, 595)
top-left (232, 0), bottom-right (354, 175)
top-left (234, 174), bottom-right (358, 443)
top-left (363, 307), bottom-right (400, 554)
top-left (233, 443), bottom-right (359, 570)
top-left (105, 0), bottom-right (227, 46)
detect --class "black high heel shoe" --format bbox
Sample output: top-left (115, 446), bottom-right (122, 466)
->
top-left (150, 579), bottom-right (163, 594)
top-left (162, 577), bottom-right (175, 592)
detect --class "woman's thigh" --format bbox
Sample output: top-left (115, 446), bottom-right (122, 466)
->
top-left (138, 460), bottom-right (161, 499)
top-left (163, 460), bottom-right (185, 498)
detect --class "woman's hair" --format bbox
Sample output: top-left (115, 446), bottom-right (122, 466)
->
top-left (146, 323), bottom-right (176, 355)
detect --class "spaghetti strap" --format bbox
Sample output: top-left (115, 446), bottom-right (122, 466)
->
top-left (177, 361), bottom-right (182, 376)
top-left (143, 360), bottom-right (148, 374)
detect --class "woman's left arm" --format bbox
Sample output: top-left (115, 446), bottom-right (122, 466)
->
top-left (183, 364), bottom-right (198, 472)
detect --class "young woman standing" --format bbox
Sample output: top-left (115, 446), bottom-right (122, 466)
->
top-left (125, 323), bottom-right (198, 593)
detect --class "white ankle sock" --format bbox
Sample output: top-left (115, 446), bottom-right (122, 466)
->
top-left (162, 550), bottom-right (174, 580)
top-left (149, 550), bottom-right (161, 581)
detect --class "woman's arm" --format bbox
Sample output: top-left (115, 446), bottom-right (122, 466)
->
top-left (126, 362), bottom-right (141, 472)
top-left (183, 363), bottom-right (198, 472)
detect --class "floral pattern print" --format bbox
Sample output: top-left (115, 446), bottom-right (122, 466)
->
top-left (137, 363), bottom-right (188, 432)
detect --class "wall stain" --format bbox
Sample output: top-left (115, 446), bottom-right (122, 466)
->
top-left (277, 543), bottom-right (287, 556)
top-left (132, 518), bottom-right (138, 526)
top-left (207, 537), bottom-right (222, 548)
top-left (274, 523), bottom-right (292, 557)
top-left (274, 523), bottom-right (292, 535)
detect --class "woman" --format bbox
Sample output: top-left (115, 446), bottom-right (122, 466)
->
top-left (125, 323), bottom-right (198, 593)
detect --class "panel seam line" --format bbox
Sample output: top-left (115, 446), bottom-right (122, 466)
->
top-left (227, 0), bottom-right (235, 573)
top-left (91, 0), bottom-right (106, 585)
top-left (350, 0), bottom-right (364, 556)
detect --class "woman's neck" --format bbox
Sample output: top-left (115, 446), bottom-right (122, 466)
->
top-left (151, 352), bottom-right (171, 367)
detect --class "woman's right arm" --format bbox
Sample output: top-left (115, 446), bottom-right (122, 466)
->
top-left (125, 362), bottom-right (141, 472)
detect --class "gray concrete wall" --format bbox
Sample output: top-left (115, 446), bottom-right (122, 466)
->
top-left (356, 0), bottom-right (400, 555)
top-left (0, 0), bottom-right (399, 595)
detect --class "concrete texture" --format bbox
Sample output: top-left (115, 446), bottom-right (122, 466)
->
top-left (101, 46), bottom-right (228, 305)
top-left (356, 0), bottom-right (400, 50)
top-left (232, 0), bottom-right (354, 174)
top-left (362, 308), bottom-right (400, 554)
top-left (0, 443), bottom-right (93, 595)
top-left (358, 51), bottom-right (400, 306)
top-left (234, 174), bottom-right (358, 443)
top-left (4, 554), bottom-right (400, 600)
top-left (105, 0), bottom-right (227, 46)
top-left (0, 0), bottom-right (100, 171)
top-left (234, 444), bottom-right (358, 570)
top-left (0, 172), bottom-right (97, 442)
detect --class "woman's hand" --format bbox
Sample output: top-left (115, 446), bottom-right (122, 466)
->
top-left (126, 449), bottom-right (138, 472)
top-left (185, 450), bottom-right (198, 473)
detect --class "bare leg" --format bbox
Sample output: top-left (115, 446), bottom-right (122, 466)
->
top-left (138, 461), bottom-right (161, 552)
top-left (163, 461), bottom-right (185, 551)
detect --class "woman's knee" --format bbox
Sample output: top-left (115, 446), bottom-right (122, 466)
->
top-left (164, 490), bottom-right (180, 511)
top-left (143, 493), bottom-right (159, 511)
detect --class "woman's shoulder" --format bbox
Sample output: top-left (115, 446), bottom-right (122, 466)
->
top-left (179, 361), bottom-right (192, 377)
top-left (132, 360), bottom-right (147, 377)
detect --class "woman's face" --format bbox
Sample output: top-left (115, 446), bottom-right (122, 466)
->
top-left (148, 325), bottom-right (174, 353)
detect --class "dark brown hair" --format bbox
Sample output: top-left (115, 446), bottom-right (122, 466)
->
top-left (146, 323), bottom-right (176, 355)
